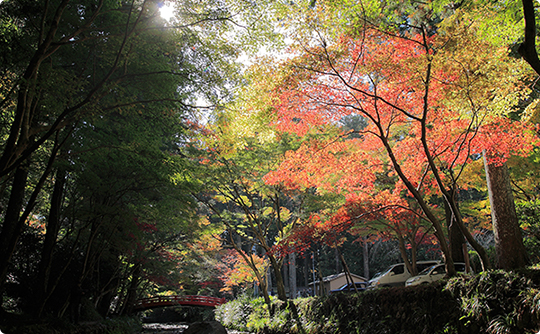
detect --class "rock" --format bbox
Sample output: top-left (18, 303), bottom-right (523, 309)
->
top-left (183, 321), bottom-right (227, 334)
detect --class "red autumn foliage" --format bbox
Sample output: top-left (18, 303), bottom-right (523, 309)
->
top-left (264, 28), bottom-right (537, 257)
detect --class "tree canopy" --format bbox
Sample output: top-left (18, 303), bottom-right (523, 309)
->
top-left (2, 0), bottom-right (540, 323)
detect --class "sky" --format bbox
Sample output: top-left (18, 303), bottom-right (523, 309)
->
top-left (159, 3), bottom-right (175, 21)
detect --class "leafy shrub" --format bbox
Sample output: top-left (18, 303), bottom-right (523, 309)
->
top-left (219, 270), bottom-right (540, 334)
top-left (216, 295), bottom-right (307, 333)
top-left (446, 270), bottom-right (540, 334)
top-left (215, 294), bottom-right (256, 331)
top-left (303, 282), bottom-right (461, 334)
top-left (217, 284), bottom-right (460, 334)
top-left (517, 200), bottom-right (540, 265)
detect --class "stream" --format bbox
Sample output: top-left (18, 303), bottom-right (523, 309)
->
top-left (140, 323), bottom-right (251, 334)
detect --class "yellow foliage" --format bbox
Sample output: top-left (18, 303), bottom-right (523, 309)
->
top-left (434, 17), bottom-right (534, 120)
top-left (221, 251), bottom-right (269, 292)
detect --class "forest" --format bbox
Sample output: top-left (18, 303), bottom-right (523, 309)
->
top-left (1, 0), bottom-right (540, 332)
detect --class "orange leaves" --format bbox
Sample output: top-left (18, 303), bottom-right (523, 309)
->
top-left (261, 21), bottom-right (539, 258)
top-left (264, 138), bottom-right (380, 194)
top-left (273, 190), bottom-right (432, 255)
top-left (269, 25), bottom-right (537, 193)
top-left (474, 119), bottom-right (539, 165)
top-left (220, 249), bottom-right (268, 292)
top-left (272, 31), bottom-right (438, 143)
top-left (272, 210), bottom-right (354, 255)
top-left (273, 89), bottom-right (340, 137)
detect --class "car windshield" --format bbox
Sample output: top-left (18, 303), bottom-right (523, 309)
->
top-left (338, 282), bottom-right (365, 290)
top-left (417, 265), bottom-right (437, 276)
top-left (380, 265), bottom-right (395, 276)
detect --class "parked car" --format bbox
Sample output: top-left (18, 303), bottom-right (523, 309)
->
top-left (368, 261), bottom-right (439, 289)
top-left (329, 281), bottom-right (367, 294)
top-left (405, 262), bottom-right (470, 286)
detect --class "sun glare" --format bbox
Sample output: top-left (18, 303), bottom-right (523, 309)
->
top-left (159, 3), bottom-right (175, 21)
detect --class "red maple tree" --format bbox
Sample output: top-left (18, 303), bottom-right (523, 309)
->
top-left (264, 26), bottom-right (537, 273)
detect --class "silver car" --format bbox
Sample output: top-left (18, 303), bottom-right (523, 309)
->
top-left (405, 262), bottom-right (470, 286)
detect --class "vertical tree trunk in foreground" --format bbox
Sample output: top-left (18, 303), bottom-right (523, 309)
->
top-left (267, 254), bottom-right (287, 301)
top-left (35, 167), bottom-right (67, 317)
top-left (289, 253), bottom-right (297, 298)
top-left (445, 200), bottom-right (466, 263)
top-left (121, 264), bottom-right (141, 316)
top-left (483, 152), bottom-right (528, 270)
top-left (363, 238), bottom-right (370, 279)
top-left (0, 164), bottom-right (29, 294)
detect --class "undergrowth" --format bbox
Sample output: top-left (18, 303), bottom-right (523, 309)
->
top-left (0, 316), bottom-right (141, 334)
top-left (215, 294), bottom-right (301, 333)
top-left (446, 269), bottom-right (540, 334)
top-left (216, 269), bottom-right (540, 334)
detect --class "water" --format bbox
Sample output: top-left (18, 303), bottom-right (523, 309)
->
top-left (140, 323), bottom-right (251, 334)
top-left (141, 323), bottom-right (188, 333)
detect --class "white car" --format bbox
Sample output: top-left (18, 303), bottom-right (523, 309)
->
top-left (405, 262), bottom-right (469, 286)
top-left (368, 261), bottom-right (439, 288)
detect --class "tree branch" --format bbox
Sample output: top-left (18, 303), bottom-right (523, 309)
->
top-left (519, 0), bottom-right (540, 75)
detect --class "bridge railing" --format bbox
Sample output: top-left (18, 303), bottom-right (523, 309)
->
top-left (134, 295), bottom-right (227, 310)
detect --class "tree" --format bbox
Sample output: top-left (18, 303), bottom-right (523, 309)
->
top-left (263, 20), bottom-right (536, 274)
top-left (193, 133), bottom-right (303, 302)
top-left (220, 248), bottom-right (269, 298)
top-left (0, 0), bottom-right (285, 317)
top-left (271, 0), bottom-right (539, 274)
top-left (438, 3), bottom-right (537, 270)
top-left (0, 0), bottom-right (178, 298)
top-left (7, 89), bottom-right (202, 318)
top-left (190, 55), bottom-right (317, 303)
top-left (483, 153), bottom-right (529, 269)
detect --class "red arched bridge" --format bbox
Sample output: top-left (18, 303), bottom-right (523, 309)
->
top-left (134, 295), bottom-right (226, 311)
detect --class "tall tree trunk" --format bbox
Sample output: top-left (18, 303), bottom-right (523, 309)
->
top-left (363, 238), bottom-right (369, 279)
top-left (121, 264), bottom-right (141, 316)
top-left (303, 258), bottom-right (309, 293)
top-left (317, 250), bottom-right (325, 296)
top-left (288, 253), bottom-right (297, 299)
top-left (445, 199), bottom-right (465, 263)
top-left (334, 248), bottom-right (341, 273)
top-left (338, 250), bottom-right (357, 292)
top-left (483, 152), bottom-right (529, 269)
top-left (258, 274), bottom-right (271, 306)
top-left (267, 267), bottom-right (273, 297)
top-left (268, 255), bottom-right (287, 301)
top-left (283, 254), bottom-right (289, 294)
top-left (409, 227), bottom-right (419, 275)
top-left (35, 167), bottom-right (67, 317)
top-left (0, 164), bottom-right (29, 294)
top-left (397, 231), bottom-right (418, 276)
top-left (445, 194), bottom-right (491, 270)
